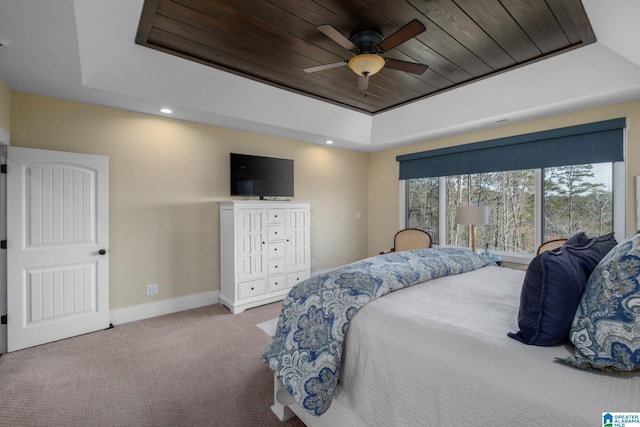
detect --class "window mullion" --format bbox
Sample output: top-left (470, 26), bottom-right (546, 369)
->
top-left (534, 168), bottom-right (543, 250)
top-left (613, 161), bottom-right (626, 241)
top-left (400, 180), bottom-right (407, 230)
top-left (439, 176), bottom-right (447, 246)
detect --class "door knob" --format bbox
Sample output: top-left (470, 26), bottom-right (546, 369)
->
top-left (98, 249), bottom-right (107, 255)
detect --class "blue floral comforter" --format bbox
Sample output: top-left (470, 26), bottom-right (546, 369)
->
top-left (262, 247), bottom-right (494, 416)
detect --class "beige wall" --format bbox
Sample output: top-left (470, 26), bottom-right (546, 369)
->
top-left (8, 90), bottom-right (640, 309)
top-left (10, 92), bottom-right (369, 309)
top-left (0, 77), bottom-right (9, 133)
top-left (367, 100), bottom-right (640, 256)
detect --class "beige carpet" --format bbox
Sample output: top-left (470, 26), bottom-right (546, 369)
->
top-left (0, 302), bottom-right (305, 427)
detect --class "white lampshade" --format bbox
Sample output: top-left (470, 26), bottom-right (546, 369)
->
top-left (456, 205), bottom-right (489, 225)
top-left (348, 54), bottom-right (385, 76)
top-left (456, 205), bottom-right (488, 253)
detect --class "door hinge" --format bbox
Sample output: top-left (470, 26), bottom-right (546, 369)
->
top-left (0, 240), bottom-right (5, 249)
top-left (0, 164), bottom-right (6, 174)
top-left (0, 315), bottom-right (6, 325)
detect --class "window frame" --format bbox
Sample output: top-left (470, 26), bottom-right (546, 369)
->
top-left (401, 160), bottom-right (626, 264)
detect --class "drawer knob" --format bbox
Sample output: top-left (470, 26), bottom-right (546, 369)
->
top-left (251, 287), bottom-right (254, 290)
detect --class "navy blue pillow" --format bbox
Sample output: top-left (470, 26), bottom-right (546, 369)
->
top-left (509, 233), bottom-right (617, 346)
top-left (564, 231), bottom-right (590, 247)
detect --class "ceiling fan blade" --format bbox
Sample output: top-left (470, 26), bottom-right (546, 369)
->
top-left (376, 19), bottom-right (426, 53)
top-left (317, 25), bottom-right (358, 51)
top-left (357, 74), bottom-right (369, 91)
top-left (384, 58), bottom-right (429, 75)
top-left (303, 61), bottom-right (348, 73)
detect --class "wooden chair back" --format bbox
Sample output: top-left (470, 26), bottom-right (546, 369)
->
top-left (380, 228), bottom-right (432, 254)
top-left (536, 238), bottom-right (567, 255)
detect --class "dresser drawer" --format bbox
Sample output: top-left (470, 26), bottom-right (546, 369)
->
top-left (287, 271), bottom-right (310, 288)
top-left (267, 225), bottom-right (285, 241)
top-left (267, 275), bottom-right (286, 292)
top-left (267, 242), bottom-right (285, 258)
top-left (267, 208), bottom-right (285, 224)
top-left (267, 258), bottom-right (285, 276)
top-left (238, 279), bottom-right (266, 299)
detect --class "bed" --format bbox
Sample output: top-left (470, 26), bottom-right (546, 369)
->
top-left (263, 243), bottom-right (640, 427)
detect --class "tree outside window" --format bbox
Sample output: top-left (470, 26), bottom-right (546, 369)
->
top-left (407, 162), bottom-right (613, 254)
top-left (407, 177), bottom-right (439, 244)
top-left (544, 163), bottom-right (612, 241)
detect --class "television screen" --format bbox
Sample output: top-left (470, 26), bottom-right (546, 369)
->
top-left (230, 153), bottom-right (294, 198)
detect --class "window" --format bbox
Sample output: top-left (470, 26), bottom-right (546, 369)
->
top-left (406, 162), bottom-right (617, 254)
top-left (399, 119), bottom-right (626, 257)
top-left (543, 163), bottom-right (613, 240)
top-left (407, 177), bottom-right (439, 243)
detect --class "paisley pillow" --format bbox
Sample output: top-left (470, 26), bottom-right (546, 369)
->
top-left (559, 233), bottom-right (640, 371)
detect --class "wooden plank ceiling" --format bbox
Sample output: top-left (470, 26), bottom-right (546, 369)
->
top-left (136, 0), bottom-right (595, 114)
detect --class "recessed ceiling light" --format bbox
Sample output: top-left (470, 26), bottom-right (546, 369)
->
top-left (325, 140), bottom-right (334, 145)
top-left (158, 107), bottom-right (173, 114)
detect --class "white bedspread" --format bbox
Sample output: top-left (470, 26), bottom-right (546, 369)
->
top-left (334, 266), bottom-right (640, 427)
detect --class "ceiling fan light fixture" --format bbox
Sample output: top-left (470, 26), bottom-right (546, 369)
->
top-left (348, 54), bottom-right (385, 77)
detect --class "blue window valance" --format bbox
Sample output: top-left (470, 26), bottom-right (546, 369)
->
top-left (397, 118), bottom-right (626, 180)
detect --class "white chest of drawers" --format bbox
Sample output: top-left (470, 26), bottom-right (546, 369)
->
top-left (219, 201), bottom-right (311, 313)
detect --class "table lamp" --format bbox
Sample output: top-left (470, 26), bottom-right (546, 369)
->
top-left (456, 205), bottom-right (489, 252)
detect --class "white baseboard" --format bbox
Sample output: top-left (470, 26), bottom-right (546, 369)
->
top-left (109, 290), bottom-right (220, 325)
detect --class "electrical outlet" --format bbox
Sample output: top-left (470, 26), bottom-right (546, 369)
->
top-left (146, 284), bottom-right (159, 296)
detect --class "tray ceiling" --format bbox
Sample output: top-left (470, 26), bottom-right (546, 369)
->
top-left (136, 0), bottom-right (595, 114)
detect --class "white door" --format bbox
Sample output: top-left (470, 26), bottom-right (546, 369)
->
top-left (0, 143), bottom-right (7, 354)
top-left (7, 147), bottom-right (109, 352)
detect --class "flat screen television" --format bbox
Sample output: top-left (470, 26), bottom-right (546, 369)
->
top-left (230, 153), bottom-right (294, 199)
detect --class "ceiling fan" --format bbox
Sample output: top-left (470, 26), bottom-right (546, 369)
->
top-left (304, 20), bottom-right (429, 91)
